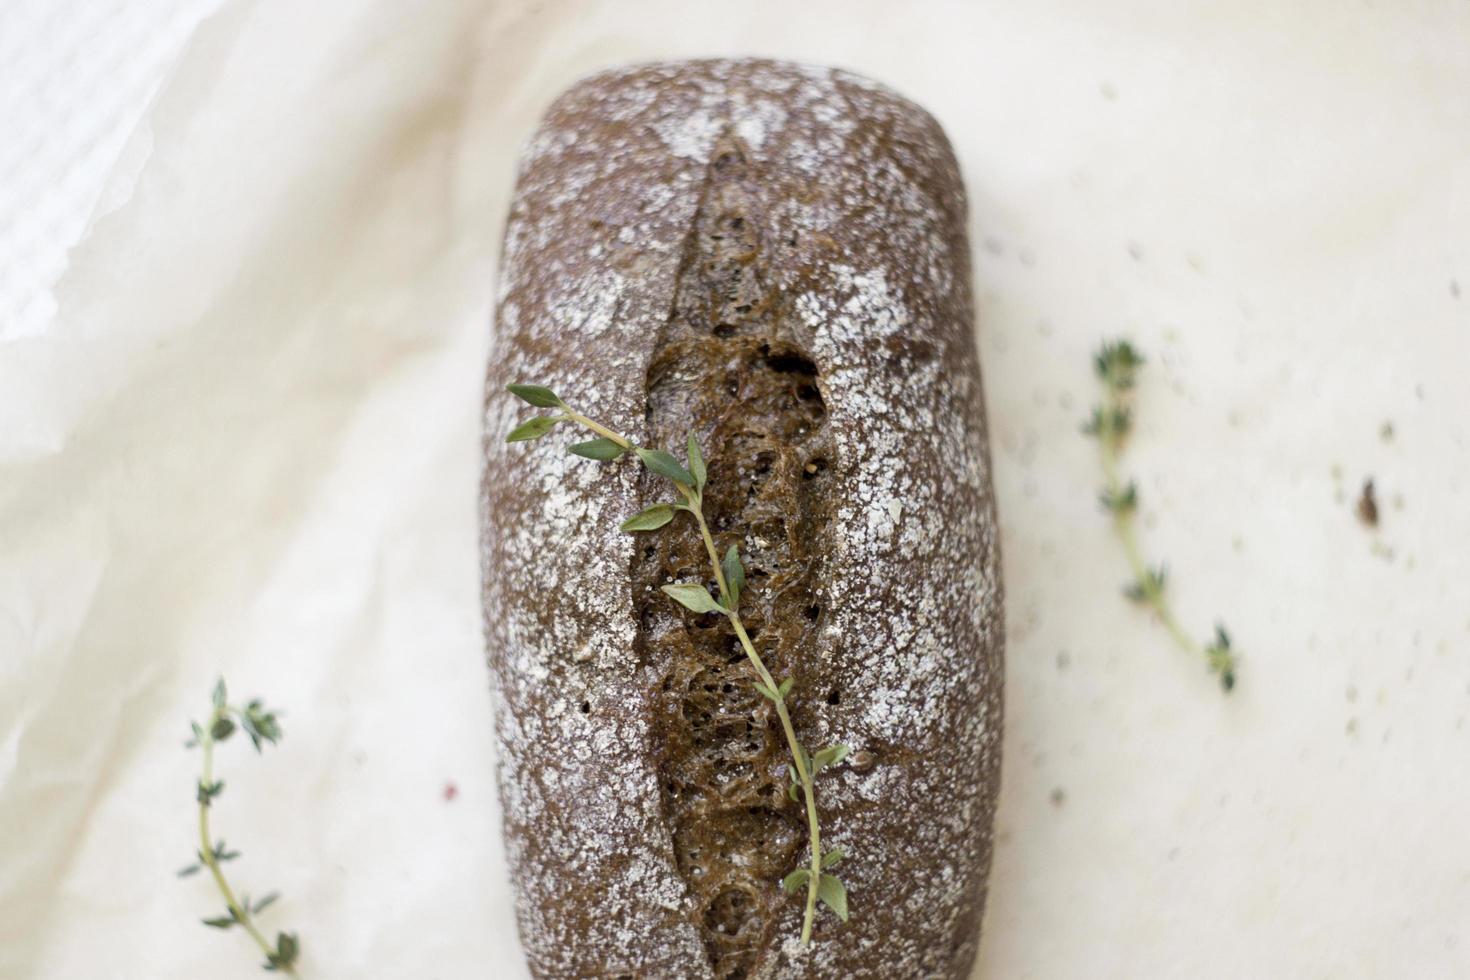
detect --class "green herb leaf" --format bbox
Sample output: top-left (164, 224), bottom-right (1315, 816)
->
top-left (241, 702), bottom-right (283, 752)
top-left (202, 916), bottom-right (236, 930)
top-left (754, 677), bottom-right (790, 703)
top-left (197, 780), bottom-right (225, 806)
top-left (782, 868), bottom-right (811, 894)
top-left (687, 431), bottom-right (707, 490)
top-left (252, 893), bottom-right (280, 915)
top-left (722, 545), bottom-right (745, 608)
top-left (210, 717), bottom-right (235, 741)
top-left (177, 863), bottom-right (202, 878)
top-left (636, 448), bottom-right (694, 486)
top-left (265, 932), bottom-right (300, 971)
top-left (817, 872), bottom-right (849, 922)
top-left (506, 383), bottom-right (564, 408)
top-left (1124, 565), bottom-right (1167, 603)
top-left (185, 720), bottom-right (204, 748)
top-left (660, 583), bottom-right (724, 615)
top-left (1100, 481), bottom-right (1139, 514)
top-left (506, 416), bottom-right (560, 442)
top-left (1205, 622), bottom-right (1238, 692)
top-left (1094, 340), bottom-right (1145, 389)
top-left (569, 438), bottom-right (625, 461)
top-left (788, 782), bottom-right (802, 803)
top-left (822, 847), bottom-right (844, 869)
top-left (212, 678), bottom-right (227, 709)
top-left (812, 744), bottom-right (850, 772)
top-left (620, 504), bottom-right (675, 533)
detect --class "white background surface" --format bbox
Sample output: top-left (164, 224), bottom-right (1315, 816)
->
top-left (2, 2), bottom-right (1469, 978)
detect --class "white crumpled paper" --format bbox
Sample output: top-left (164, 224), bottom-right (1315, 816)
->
top-left (3, 1), bottom-right (1469, 978)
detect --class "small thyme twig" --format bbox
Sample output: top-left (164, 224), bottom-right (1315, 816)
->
top-left (505, 384), bottom-right (849, 944)
top-left (179, 680), bottom-right (301, 975)
top-left (1085, 341), bottom-right (1239, 692)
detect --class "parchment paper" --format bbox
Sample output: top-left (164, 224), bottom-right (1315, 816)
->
top-left (3, 1), bottom-right (1468, 977)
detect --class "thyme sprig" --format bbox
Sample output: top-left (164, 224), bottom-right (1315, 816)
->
top-left (179, 679), bottom-right (302, 975)
top-left (506, 383), bottom-right (849, 944)
top-left (1084, 341), bottom-right (1239, 692)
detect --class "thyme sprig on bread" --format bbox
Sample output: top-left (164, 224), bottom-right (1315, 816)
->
top-left (507, 382), bottom-right (850, 944)
top-left (178, 679), bottom-right (302, 975)
top-left (1085, 341), bottom-right (1238, 692)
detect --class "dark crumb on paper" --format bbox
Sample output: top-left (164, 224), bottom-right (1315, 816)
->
top-left (1049, 787), bottom-right (1066, 808)
top-left (1056, 650), bottom-right (1071, 671)
top-left (1452, 279), bottom-right (1461, 299)
top-left (1127, 240), bottom-right (1143, 260)
top-left (1100, 81), bottom-right (1118, 101)
top-left (443, 781), bottom-right (459, 802)
top-left (1357, 479), bottom-right (1379, 528)
top-left (1380, 420), bottom-right (1394, 442)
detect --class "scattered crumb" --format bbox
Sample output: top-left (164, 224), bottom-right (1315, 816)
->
top-left (1380, 420), bottom-right (1394, 442)
top-left (1186, 251), bottom-right (1205, 273)
top-left (1127, 241), bottom-right (1143, 260)
top-left (1100, 81), bottom-right (1118, 100)
top-left (1452, 279), bottom-right (1461, 299)
top-left (1231, 534), bottom-right (1244, 552)
top-left (1346, 718), bottom-right (1358, 736)
top-left (1346, 684), bottom-right (1358, 703)
top-left (983, 235), bottom-right (1004, 256)
top-left (1018, 247), bottom-right (1036, 267)
top-left (443, 781), bottom-right (459, 802)
top-left (1357, 479), bottom-right (1379, 527)
top-left (1330, 464), bottom-right (1343, 481)
top-left (1392, 492), bottom-right (1405, 511)
top-left (1056, 650), bottom-right (1071, 671)
top-left (1049, 787), bottom-right (1066, 808)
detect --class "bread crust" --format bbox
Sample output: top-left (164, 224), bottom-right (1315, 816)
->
top-left (483, 59), bottom-right (1003, 979)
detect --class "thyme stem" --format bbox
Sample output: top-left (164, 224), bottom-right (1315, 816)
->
top-left (1098, 399), bottom-right (1200, 658)
top-left (197, 706), bottom-right (300, 977)
top-left (681, 484), bottom-right (824, 945)
top-left (506, 382), bottom-right (852, 940)
top-left (1089, 340), bottom-right (1238, 691)
top-left (562, 411), bottom-right (632, 449)
top-left (573, 417), bottom-right (828, 944)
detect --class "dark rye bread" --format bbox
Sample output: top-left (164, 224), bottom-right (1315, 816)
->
top-left (481, 60), bottom-right (1003, 979)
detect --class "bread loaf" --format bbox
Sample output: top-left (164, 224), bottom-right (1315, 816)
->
top-left (482, 59), bottom-right (1003, 979)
